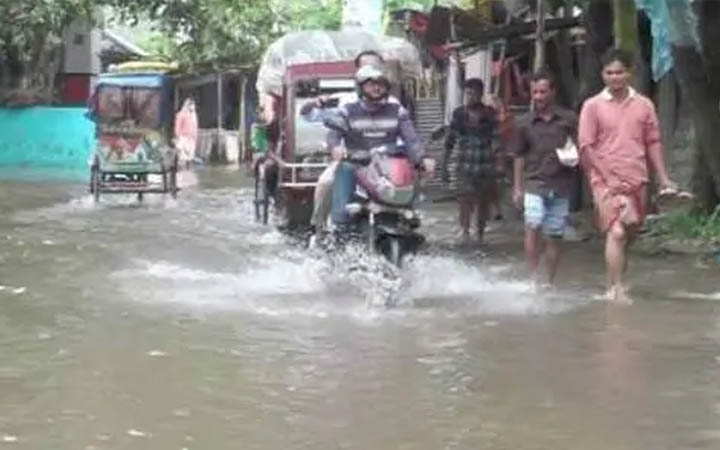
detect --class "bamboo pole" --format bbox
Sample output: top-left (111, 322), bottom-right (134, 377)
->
top-left (217, 73), bottom-right (223, 132)
top-left (239, 75), bottom-right (248, 162)
top-left (217, 72), bottom-right (223, 162)
top-left (533, 0), bottom-right (546, 72)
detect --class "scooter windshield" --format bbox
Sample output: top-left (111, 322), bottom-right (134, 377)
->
top-left (356, 154), bottom-right (417, 207)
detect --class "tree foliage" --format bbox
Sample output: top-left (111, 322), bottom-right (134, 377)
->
top-left (109, 0), bottom-right (344, 69)
top-left (0, 0), bottom-right (345, 92)
top-left (112, 0), bottom-right (454, 68)
top-left (0, 0), bottom-right (99, 91)
top-left (0, 0), bottom-right (453, 93)
top-left (384, 0), bottom-right (436, 11)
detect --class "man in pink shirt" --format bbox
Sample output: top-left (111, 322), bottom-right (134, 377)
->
top-left (579, 49), bottom-right (677, 303)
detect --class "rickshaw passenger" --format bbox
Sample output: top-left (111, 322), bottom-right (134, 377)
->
top-left (251, 110), bottom-right (279, 198)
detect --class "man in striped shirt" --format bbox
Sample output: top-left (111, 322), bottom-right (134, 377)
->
top-left (326, 65), bottom-right (435, 228)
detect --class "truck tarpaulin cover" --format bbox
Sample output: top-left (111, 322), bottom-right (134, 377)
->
top-left (255, 29), bottom-right (423, 97)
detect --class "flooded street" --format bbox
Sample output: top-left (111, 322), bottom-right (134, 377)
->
top-left (1, 167), bottom-right (720, 450)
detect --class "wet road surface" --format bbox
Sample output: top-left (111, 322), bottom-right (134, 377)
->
top-left (1, 167), bottom-right (719, 449)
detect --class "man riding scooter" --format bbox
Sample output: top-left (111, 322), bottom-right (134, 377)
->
top-left (326, 64), bottom-right (436, 234)
top-left (310, 51), bottom-right (403, 230)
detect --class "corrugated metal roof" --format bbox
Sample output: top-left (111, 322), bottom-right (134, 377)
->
top-left (102, 30), bottom-right (149, 57)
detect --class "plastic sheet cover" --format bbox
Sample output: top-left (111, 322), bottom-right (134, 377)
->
top-left (634, 0), bottom-right (699, 81)
top-left (256, 30), bottom-right (423, 96)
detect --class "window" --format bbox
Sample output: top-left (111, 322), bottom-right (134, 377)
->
top-left (130, 88), bottom-right (161, 128)
top-left (97, 86), bottom-right (125, 120)
top-left (94, 86), bottom-right (161, 127)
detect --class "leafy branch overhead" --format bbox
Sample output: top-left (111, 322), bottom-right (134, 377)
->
top-left (0, 0), bottom-right (100, 92)
top-left (1, 0), bottom-right (441, 81)
top-left (108, 0), bottom-right (344, 69)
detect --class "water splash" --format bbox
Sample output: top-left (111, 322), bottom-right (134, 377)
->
top-left (398, 255), bottom-right (573, 315)
top-left (110, 243), bottom-right (582, 320)
top-left (669, 291), bottom-right (720, 301)
top-left (10, 181), bottom-right (586, 320)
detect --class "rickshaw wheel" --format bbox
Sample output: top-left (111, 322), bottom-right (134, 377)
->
top-left (90, 160), bottom-right (100, 202)
top-left (169, 154), bottom-right (179, 199)
top-left (254, 167), bottom-right (270, 224)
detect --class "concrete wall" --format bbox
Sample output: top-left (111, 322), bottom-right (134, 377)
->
top-left (0, 107), bottom-right (95, 168)
top-left (62, 19), bottom-right (102, 75)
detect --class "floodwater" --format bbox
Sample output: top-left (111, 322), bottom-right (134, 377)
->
top-left (1, 167), bottom-right (719, 450)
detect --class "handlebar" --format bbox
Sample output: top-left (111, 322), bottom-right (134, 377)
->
top-left (339, 146), bottom-right (388, 165)
top-left (343, 151), bottom-right (372, 165)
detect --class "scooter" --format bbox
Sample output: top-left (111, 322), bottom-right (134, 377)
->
top-left (343, 147), bottom-right (425, 267)
top-left (318, 113), bottom-right (426, 267)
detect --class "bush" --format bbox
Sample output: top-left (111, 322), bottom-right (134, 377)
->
top-left (656, 208), bottom-right (720, 241)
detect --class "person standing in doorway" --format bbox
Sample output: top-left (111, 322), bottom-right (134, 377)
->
top-left (174, 98), bottom-right (198, 169)
top-left (512, 71), bottom-right (578, 286)
top-left (578, 48), bottom-right (678, 303)
top-left (443, 78), bottom-right (503, 244)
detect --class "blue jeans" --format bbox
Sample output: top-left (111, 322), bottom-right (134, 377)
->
top-left (330, 162), bottom-right (357, 225)
top-left (523, 191), bottom-right (569, 237)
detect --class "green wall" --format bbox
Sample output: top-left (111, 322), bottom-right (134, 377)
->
top-left (0, 107), bottom-right (95, 169)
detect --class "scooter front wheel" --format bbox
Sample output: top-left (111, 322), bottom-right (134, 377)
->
top-left (366, 225), bottom-right (376, 254)
top-left (385, 236), bottom-right (402, 268)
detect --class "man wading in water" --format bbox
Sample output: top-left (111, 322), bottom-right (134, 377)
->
top-left (578, 48), bottom-right (678, 303)
top-left (512, 71), bottom-right (578, 286)
top-left (443, 78), bottom-right (504, 244)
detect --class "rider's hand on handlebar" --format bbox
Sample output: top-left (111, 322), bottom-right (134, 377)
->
top-left (421, 157), bottom-right (436, 176)
top-left (331, 146), bottom-right (347, 161)
top-left (316, 95), bottom-right (331, 107)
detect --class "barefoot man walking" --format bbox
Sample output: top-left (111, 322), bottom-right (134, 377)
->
top-left (578, 49), bottom-right (678, 303)
top-left (512, 71), bottom-right (578, 286)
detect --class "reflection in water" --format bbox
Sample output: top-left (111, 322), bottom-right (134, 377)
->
top-left (0, 168), bottom-right (719, 449)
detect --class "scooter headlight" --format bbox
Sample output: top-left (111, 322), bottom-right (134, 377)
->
top-left (345, 203), bottom-right (363, 215)
top-left (368, 202), bottom-right (383, 214)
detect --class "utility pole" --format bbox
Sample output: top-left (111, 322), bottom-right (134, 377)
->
top-left (533, 0), bottom-right (546, 72)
